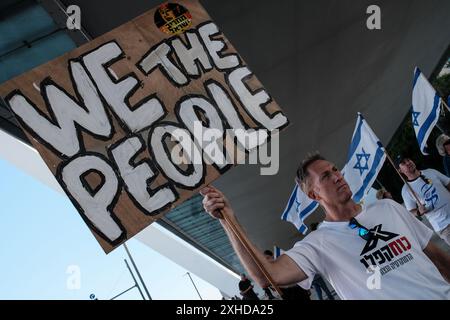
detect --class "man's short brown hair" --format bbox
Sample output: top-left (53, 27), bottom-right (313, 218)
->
top-left (296, 152), bottom-right (325, 194)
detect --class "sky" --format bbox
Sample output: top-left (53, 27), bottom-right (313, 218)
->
top-left (0, 157), bottom-right (223, 300)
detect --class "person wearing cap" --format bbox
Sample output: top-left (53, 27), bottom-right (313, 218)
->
top-left (396, 154), bottom-right (450, 246)
top-left (435, 134), bottom-right (450, 177)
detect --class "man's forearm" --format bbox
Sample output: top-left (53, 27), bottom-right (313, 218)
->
top-left (424, 242), bottom-right (450, 283)
top-left (434, 255), bottom-right (450, 283)
top-left (200, 186), bottom-right (295, 287)
top-left (220, 215), bottom-right (272, 287)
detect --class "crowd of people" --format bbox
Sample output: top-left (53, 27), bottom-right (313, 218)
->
top-left (201, 134), bottom-right (450, 300)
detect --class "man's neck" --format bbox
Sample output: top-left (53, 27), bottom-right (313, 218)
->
top-left (323, 200), bottom-right (362, 222)
top-left (405, 170), bottom-right (421, 181)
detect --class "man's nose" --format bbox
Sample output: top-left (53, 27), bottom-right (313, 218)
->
top-left (333, 171), bottom-right (343, 183)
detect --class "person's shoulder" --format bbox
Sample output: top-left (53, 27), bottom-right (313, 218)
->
top-left (364, 198), bottom-right (387, 209)
top-left (400, 184), bottom-right (411, 197)
top-left (291, 229), bottom-right (322, 248)
top-left (423, 167), bottom-right (447, 177)
top-left (422, 168), bottom-right (437, 175)
top-left (368, 198), bottom-right (396, 206)
top-left (424, 168), bottom-right (449, 181)
top-left (286, 234), bottom-right (322, 261)
top-left (366, 199), bottom-right (405, 214)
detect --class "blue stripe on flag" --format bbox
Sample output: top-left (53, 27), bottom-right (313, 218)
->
top-left (353, 146), bottom-right (385, 202)
top-left (274, 246), bottom-right (281, 259)
top-left (347, 114), bottom-right (364, 161)
top-left (412, 67), bottom-right (421, 89)
top-left (416, 94), bottom-right (441, 151)
top-left (281, 185), bottom-right (298, 221)
top-left (299, 224), bottom-right (308, 234)
top-left (300, 201), bottom-right (319, 219)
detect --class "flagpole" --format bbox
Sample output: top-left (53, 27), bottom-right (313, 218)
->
top-left (435, 100), bottom-right (445, 133)
top-left (220, 211), bottom-right (284, 298)
top-left (383, 151), bottom-right (423, 207)
top-left (375, 178), bottom-right (386, 190)
top-left (442, 99), bottom-right (450, 113)
top-left (436, 123), bottom-right (444, 133)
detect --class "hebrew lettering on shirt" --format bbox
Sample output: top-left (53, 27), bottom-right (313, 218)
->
top-left (372, 250), bottom-right (386, 264)
top-left (380, 245), bottom-right (394, 262)
top-left (363, 254), bottom-right (376, 267)
top-left (360, 258), bottom-right (370, 269)
top-left (399, 236), bottom-right (411, 250)
top-left (388, 240), bottom-right (403, 256)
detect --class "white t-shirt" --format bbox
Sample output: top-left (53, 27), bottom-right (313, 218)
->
top-left (284, 199), bottom-right (450, 300)
top-left (401, 168), bottom-right (450, 232)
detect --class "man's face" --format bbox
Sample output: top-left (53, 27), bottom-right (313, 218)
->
top-left (444, 142), bottom-right (450, 155)
top-left (398, 158), bottom-right (416, 175)
top-left (306, 160), bottom-right (352, 205)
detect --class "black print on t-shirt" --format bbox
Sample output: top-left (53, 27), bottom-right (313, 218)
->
top-left (358, 224), bottom-right (415, 275)
top-left (361, 224), bottom-right (399, 255)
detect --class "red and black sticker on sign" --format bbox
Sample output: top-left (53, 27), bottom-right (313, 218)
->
top-left (154, 3), bottom-right (192, 35)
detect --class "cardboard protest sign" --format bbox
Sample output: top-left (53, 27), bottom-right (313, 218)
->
top-left (0, 0), bottom-right (289, 253)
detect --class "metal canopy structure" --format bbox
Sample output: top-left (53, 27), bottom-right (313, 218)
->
top-left (1, 0), bottom-right (449, 274)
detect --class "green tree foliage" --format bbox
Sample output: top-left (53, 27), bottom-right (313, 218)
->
top-left (433, 72), bottom-right (450, 99)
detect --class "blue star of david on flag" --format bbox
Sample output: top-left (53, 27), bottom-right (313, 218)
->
top-left (353, 148), bottom-right (371, 175)
top-left (294, 198), bottom-right (301, 212)
top-left (412, 111), bottom-right (420, 126)
top-left (342, 113), bottom-right (386, 203)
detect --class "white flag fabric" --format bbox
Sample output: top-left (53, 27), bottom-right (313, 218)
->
top-left (281, 113), bottom-right (385, 232)
top-left (342, 113), bottom-right (386, 203)
top-left (412, 67), bottom-right (442, 155)
top-left (280, 184), bottom-right (319, 234)
top-left (273, 246), bottom-right (284, 259)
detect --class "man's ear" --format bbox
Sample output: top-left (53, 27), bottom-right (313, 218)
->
top-left (308, 189), bottom-right (320, 201)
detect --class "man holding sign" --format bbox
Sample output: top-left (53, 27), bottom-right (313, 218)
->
top-left (201, 153), bottom-right (450, 299)
top-left (0, 0), bottom-right (288, 253)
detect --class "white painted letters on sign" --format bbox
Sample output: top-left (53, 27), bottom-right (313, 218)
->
top-left (1, 1), bottom-right (288, 252)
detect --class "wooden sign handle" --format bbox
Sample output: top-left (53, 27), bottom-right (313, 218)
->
top-left (220, 209), bottom-right (284, 299)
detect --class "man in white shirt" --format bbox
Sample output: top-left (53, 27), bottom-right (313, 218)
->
top-left (201, 153), bottom-right (450, 299)
top-left (397, 154), bottom-right (450, 246)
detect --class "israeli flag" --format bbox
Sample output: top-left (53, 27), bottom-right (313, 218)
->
top-left (412, 67), bottom-right (442, 155)
top-left (280, 184), bottom-right (319, 234)
top-left (273, 246), bottom-right (284, 259)
top-left (342, 113), bottom-right (386, 203)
